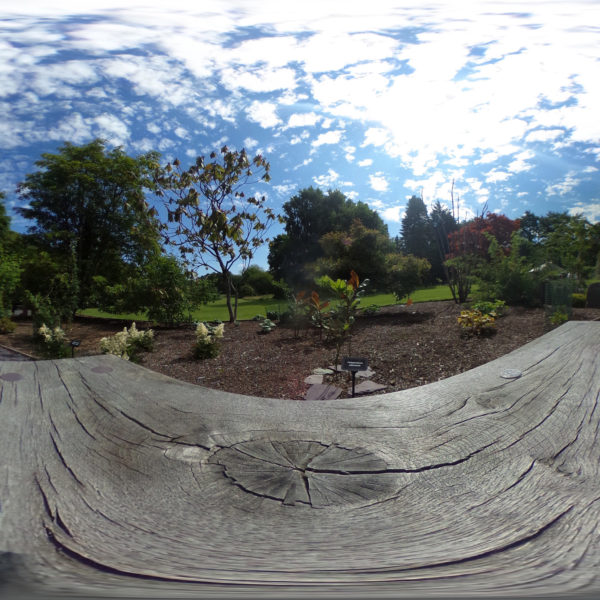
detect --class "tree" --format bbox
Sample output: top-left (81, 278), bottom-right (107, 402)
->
top-left (0, 193), bottom-right (22, 318)
top-left (93, 254), bottom-right (219, 325)
top-left (268, 187), bottom-right (388, 288)
top-left (385, 253), bottom-right (431, 303)
top-left (155, 146), bottom-right (277, 322)
top-left (400, 196), bottom-right (431, 256)
top-left (448, 213), bottom-right (520, 259)
top-left (399, 197), bottom-right (455, 283)
top-left (308, 220), bottom-right (394, 290)
top-left (17, 140), bottom-right (161, 311)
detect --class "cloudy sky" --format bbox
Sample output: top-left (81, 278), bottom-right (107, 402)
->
top-left (2, 0), bottom-right (599, 268)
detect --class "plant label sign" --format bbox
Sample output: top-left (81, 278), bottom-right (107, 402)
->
top-left (342, 357), bottom-right (369, 373)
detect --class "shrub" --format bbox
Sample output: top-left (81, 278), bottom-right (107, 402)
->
top-left (0, 317), bottom-right (17, 334)
top-left (457, 310), bottom-right (496, 336)
top-left (194, 321), bottom-right (224, 359)
top-left (258, 317), bottom-right (276, 334)
top-left (279, 291), bottom-right (310, 336)
top-left (265, 310), bottom-right (280, 321)
top-left (362, 304), bottom-right (380, 316)
top-left (470, 299), bottom-right (506, 317)
top-left (549, 308), bottom-right (569, 327)
top-left (238, 283), bottom-right (256, 298)
top-left (100, 322), bottom-right (154, 361)
top-left (37, 324), bottom-right (69, 358)
top-left (571, 293), bottom-right (586, 308)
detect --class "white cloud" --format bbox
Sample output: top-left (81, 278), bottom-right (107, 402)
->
top-left (313, 169), bottom-right (339, 187)
top-left (525, 129), bottom-right (565, 143)
top-left (508, 150), bottom-right (535, 173)
top-left (369, 199), bottom-right (385, 209)
top-left (243, 137), bottom-right (259, 150)
top-left (221, 66), bottom-right (297, 93)
top-left (381, 206), bottom-right (403, 223)
top-left (311, 130), bottom-right (343, 147)
top-left (246, 100), bottom-right (281, 128)
top-left (174, 127), bottom-right (188, 139)
top-left (358, 159), bottom-right (373, 167)
top-left (485, 169), bottom-right (511, 184)
top-left (273, 183), bottom-right (296, 196)
top-left (94, 113), bottom-right (130, 144)
top-left (362, 127), bottom-right (389, 148)
top-left (369, 172), bottom-right (389, 192)
top-left (344, 145), bottom-right (356, 162)
top-left (546, 171), bottom-right (580, 196)
top-left (287, 112), bottom-right (320, 128)
top-left (568, 201), bottom-right (600, 223)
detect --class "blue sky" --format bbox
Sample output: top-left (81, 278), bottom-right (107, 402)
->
top-left (2, 0), bottom-right (599, 270)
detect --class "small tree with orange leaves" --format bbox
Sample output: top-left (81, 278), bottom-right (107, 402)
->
top-left (316, 270), bottom-right (369, 368)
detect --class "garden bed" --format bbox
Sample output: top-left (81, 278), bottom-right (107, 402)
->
top-left (3, 301), bottom-right (599, 399)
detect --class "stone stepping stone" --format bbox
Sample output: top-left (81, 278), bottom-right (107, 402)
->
top-left (304, 374), bottom-right (324, 385)
top-left (354, 380), bottom-right (388, 395)
top-left (304, 384), bottom-right (342, 401)
top-left (313, 367), bottom-right (334, 375)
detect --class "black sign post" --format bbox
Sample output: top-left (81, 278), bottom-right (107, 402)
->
top-left (341, 357), bottom-right (369, 397)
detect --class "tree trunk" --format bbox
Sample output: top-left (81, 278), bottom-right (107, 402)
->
top-left (223, 271), bottom-right (238, 323)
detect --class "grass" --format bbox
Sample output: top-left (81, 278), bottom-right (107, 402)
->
top-left (79, 284), bottom-right (456, 323)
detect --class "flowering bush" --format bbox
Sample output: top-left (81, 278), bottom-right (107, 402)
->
top-left (38, 324), bottom-right (69, 358)
top-left (100, 322), bottom-right (154, 361)
top-left (194, 321), bottom-right (224, 359)
top-left (457, 310), bottom-right (496, 336)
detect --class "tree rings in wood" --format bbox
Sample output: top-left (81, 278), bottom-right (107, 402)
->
top-left (210, 439), bottom-right (398, 508)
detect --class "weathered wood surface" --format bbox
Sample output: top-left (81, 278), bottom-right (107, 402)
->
top-left (1, 321), bottom-right (600, 598)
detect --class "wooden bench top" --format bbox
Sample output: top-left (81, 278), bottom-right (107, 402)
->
top-left (1, 321), bottom-right (599, 598)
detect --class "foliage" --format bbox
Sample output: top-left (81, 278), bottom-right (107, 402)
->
top-left (474, 232), bottom-right (545, 307)
top-left (93, 254), bottom-right (218, 326)
top-left (17, 140), bottom-right (161, 310)
top-left (100, 322), bottom-right (154, 362)
top-left (238, 283), bottom-right (256, 298)
top-left (572, 293), bottom-right (586, 308)
top-left (362, 304), bottom-right (380, 316)
top-left (155, 146), bottom-right (278, 322)
top-left (548, 308), bottom-right (569, 327)
top-left (0, 317), bottom-right (17, 334)
top-left (470, 299), bottom-right (506, 317)
top-left (444, 255), bottom-right (478, 304)
top-left (309, 220), bottom-right (394, 290)
top-left (280, 291), bottom-right (310, 336)
top-left (306, 291), bottom-right (330, 339)
top-left (25, 290), bottom-right (62, 335)
top-left (268, 187), bottom-right (388, 288)
top-left (316, 270), bottom-right (368, 367)
top-left (0, 250), bottom-right (21, 318)
top-left (0, 193), bottom-right (21, 318)
top-left (457, 310), bottom-right (496, 336)
top-left (397, 198), bottom-right (458, 284)
top-left (194, 321), bottom-right (224, 359)
top-left (37, 324), bottom-right (69, 358)
top-left (257, 317), bottom-right (276, 334)
top-left (448, 213), bottom-right (521, 259)
top-left (385, 253), bottom-right (431, 303)
top-left (240, 265), bottom-right (278, 296)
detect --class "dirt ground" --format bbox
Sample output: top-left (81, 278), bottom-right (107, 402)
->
top-left (3, 301), bottom-right (599, 399)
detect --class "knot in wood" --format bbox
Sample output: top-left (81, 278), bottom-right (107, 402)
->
top-left (210, 439), bottom-right (396, 508)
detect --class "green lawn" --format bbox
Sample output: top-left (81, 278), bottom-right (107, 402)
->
top-left (79, 284), bottom-right (456, 323)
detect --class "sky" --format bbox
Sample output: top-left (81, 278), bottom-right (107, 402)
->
top-left (2, 0), bottom-right (599, 270)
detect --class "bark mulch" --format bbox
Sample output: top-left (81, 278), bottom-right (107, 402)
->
top-left (3, 301), bottom-right (598, 400)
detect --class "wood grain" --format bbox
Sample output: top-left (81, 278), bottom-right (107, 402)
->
top-left (1, 321), bottom-right (599, 598)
